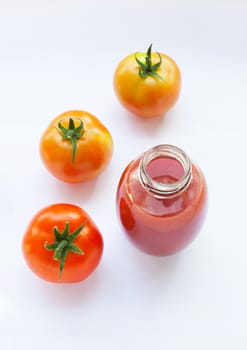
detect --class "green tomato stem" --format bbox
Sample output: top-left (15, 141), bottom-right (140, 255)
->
top-left (45, 221), bottom-right (86, 281)
top-left (57, 118), bottom-right (84, 162)
top-left (135, 44), bottom-right (164, 80)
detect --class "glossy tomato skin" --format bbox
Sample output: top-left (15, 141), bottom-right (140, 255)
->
top-left (114, 52), bottom-right (181, 118)
top-left (22, 203), bottom-right (104, 283)
top-left (40, 110), bottom-right (113, 183)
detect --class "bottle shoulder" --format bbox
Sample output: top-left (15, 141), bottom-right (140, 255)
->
top-left (117, 158), bottom-right (207, 218)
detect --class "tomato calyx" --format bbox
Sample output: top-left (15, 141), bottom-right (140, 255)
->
top-left (58, 118), bottom-right (84, 162)
top-left (45, 221), bottom-right (86, 280)
top-left (135, 44), bottom-right (164, 80)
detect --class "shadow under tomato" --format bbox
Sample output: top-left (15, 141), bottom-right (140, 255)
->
top-left (43, 175), bottom-right (99, 205)
top-left (122, 102), bottom-right (181, 130)
top-left (36, 266), bottom-right (104, 308)
top-left (122, 109), bottom-right (166, 135)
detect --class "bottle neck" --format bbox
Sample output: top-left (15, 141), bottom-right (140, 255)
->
top-left (138, 144), bottom-right (192, 198)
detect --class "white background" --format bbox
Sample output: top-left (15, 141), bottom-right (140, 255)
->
top-left (0, 0), bottom-right (247, 348)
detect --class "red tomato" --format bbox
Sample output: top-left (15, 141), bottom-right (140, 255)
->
top-left (22, 203), bottom-right (103, 283)
top-left (114, 44), bottom-right (181, 118)
top-left (40, 110), bottom-right (113, 183)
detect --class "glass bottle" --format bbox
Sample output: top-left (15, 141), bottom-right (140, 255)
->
top-left (116, 144), bottom-right (207, 256)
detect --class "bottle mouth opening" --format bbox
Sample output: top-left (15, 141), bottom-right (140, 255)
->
top-left (138, 144), bottom-right (192, 198)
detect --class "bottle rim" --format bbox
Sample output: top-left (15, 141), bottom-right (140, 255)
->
top-left (138, 144), bottom-right (192, 198)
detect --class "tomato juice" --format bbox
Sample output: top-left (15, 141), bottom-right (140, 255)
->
top-left (116, 145), bottom-right (207, 256)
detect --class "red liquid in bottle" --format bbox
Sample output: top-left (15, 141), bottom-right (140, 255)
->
top-left (116, 146), bottom-right (207, 256)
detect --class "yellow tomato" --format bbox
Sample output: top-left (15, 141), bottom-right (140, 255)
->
top-left (114, 45), bottom-right (181, 118)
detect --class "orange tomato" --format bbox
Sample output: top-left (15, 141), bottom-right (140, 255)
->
top-left (22, 203), bottom-right (103, 283)
top-left (40, 110), bottom-right (113, 183)
top-left (114, 45), bottom-right (181, 118)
